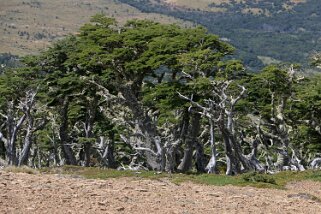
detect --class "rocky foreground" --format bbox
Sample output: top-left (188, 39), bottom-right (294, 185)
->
top-left (1, 171), bottom-right (321, 214)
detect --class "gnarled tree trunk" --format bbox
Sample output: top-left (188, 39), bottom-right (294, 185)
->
top-left (0, 101), bottom-right (26, 166)
top-left (120, 85), bottom-right (163, 170)
top-left (59, 97), bottom-right (77, 165)
top-left (177, 113), bottom-right (200, 172)
top-left (206, 119), bottom-right (218, 173)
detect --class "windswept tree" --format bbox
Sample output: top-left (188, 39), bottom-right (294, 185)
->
top-left (66, 15), bottom-right (236, 171)
top-left (29, 35), bottom-right (118, 167)
top-left (245, 65), bottom-right (307, 171)
top-left (0, 65), bottom-right (45, 166)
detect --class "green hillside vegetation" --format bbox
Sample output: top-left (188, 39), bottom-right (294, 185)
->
top-left (0, 16), bottom-right (320, 176)
top-left (119, 0), bottom-right (321, 69)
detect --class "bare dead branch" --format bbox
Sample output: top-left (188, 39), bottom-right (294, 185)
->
top-left (0, 112), bottom-right (8, 120)
top-left (178, 92), bottom-right (209, 114)
top-left (133, 146), bottom-right (158, 156)
top-left (0, 131), bottom-right (7, 144)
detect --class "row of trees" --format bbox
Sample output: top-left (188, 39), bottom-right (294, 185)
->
top-left (0, 15), bottom-right (320, 174)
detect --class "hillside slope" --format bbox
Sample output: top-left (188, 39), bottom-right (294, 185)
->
top-left (161, 0), bottom-right (307, 13)
top-left (0, 0), bottom-right (191, 56)
top-left (119, 0), bottom-right (321, 69)
top-left (1, 0), bottom-right (321, 70)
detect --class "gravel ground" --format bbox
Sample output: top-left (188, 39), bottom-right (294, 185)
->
top-left (1, 171), bottom-right (321, 214)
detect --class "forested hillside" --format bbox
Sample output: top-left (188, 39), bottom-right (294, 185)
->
top-left (0, 16), bottom-right (320, 174)
top-left (119, 0), bottom-right (321, 69)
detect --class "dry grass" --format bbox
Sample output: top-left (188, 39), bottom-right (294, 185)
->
top-left (0, 0), bottom-right (192, 56)
top-left (41, 166), bottom-right (321, 189)
top-left (0, 0), bottom-right (309, 56)
top-left (162, 0), bottom-right (306, 14)
top-left (3, 166), bottom-right (39, 174)
top-left (2, 164), bottom-right (321, 190)
top-left (163, 0), bottom-right (229, 12)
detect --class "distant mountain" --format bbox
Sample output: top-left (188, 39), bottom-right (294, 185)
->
top-left (118, 0), bottom-right (321, 70)
top-left (1, 0), bottom-right (320, 70)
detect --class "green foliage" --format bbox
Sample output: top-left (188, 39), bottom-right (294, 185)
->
top-left (289, 74), bottom-right (321, 152)
top-left (73, 17), bottom-right (235, 129)
top-left (295, 74), bottom-right (321, 117)
top-left (90, 14), bottom-right (116, 27)
top-left (216, 60), bottom-right (246, 80)
top-left (78, 137), bottom-right (96, 144)
top-left (143, 82), bottom-right (187, 124)
top-left (245, 65), bottom-right (292, 117)
top-left (256, 65), bottom-right (290, 95)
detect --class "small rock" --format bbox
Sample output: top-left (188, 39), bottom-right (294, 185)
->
top-left (26, 207), bottom-right (35, 210)
top-left (122, 186), bottom-right (132, 190)
top-left (207, 193), bottom-right (220, 197)
top-left (116, 207), bottom-right (125, 211)
top-left (287, 193), bottom-right (321, 202)
top-left (136, 188), bottom-right (148, 192)
top-left (230, 196), bottom-right (243, 199)
top-left (98, 201), bottom-right (107, 206)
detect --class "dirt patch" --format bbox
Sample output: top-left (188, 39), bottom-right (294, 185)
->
top-left (1, 171), bottom-right (321, 214)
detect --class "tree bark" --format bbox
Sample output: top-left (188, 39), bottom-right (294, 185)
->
top-left (221, 127), bottom-right (241, 175)
top-left (18, 121), bottom-right (33, 166)
top-left (206, 119), bottom-right (218, 173)
top-left (164, 143), bottom-right (177, 173)
top-left (178, 113), bottom-right (200, 172)
top-left (5, 101), bottom-right (26, 166)
top-left (120, 85), bottom-right (162, 170)
top-left (310, 158), bottom-right (321, 169)
top-left (98, 136), bottom-right (116, 168)
top-left (18, 116), bottom-right (46, 166)
top-left (59, 97), bottom-right (77, 165)
top-left (164, 109), bottom-right (189, 172)
top-left (195, 141), bottom-right (206, 173)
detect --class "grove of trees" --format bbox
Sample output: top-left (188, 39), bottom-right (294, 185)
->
top-left (0, 15), bottom-right (320, 175)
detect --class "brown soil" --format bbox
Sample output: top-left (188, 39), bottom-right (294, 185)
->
top-left (1, 171), bottom-right (321, 214)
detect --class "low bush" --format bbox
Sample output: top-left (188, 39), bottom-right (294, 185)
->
top-left (241, 172), bottom-right (276, 184)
